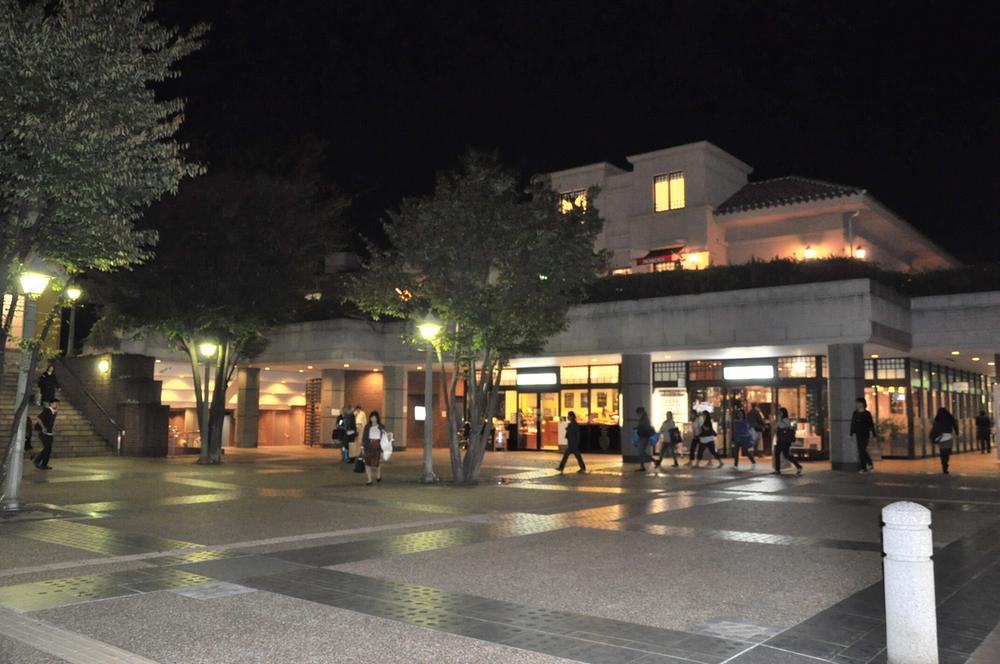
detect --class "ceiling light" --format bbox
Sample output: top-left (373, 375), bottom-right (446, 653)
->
top-left (971, 357), bottom-right (981, 361)
top-left (298, 369), bottom-right (304, 373)
top-left (950, 351), bottom-right (960, 356)
top-left (264, 367), bottom-right (271, 371)
top-left (155, 359), bottom-right (162, 363)
top-left (417, 366), bottom-right (423, 370)
top-left (307, 365), bottom-right (313, 369)
top-left (988, 361), bottom-right (995, 366)
top-left (870, 354), bottom-right (879, 359)
top-left (343, 363), bottom-right (350, 368)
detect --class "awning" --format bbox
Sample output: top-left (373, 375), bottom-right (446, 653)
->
top-left (636, 246), bottom-right (684, 265)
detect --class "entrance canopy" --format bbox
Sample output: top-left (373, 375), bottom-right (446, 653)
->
top-left (635, 245), bottom-right (684, 266)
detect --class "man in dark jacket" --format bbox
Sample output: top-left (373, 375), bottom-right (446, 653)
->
top-left (339, 404), bottom-right (356, 462)
top-left (557, 411), bottom-right (586, 473)
top-left (975, 410), bottom-right (992, 454)
top-left (34, 399), bottom-right (58, 470)
top-left (849, 397), bottom-right (876, 474)
top-left (37, 364), bottom-right (60, 404)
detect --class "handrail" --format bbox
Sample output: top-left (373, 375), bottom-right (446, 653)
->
top-left (53, 358), bottom-right (126, 454)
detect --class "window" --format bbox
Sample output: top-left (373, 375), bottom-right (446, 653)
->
top-left (876, 358), bottom-right (906, 380)
top-left (864, 359), bottom-right (874, 381)
top-left (499, 369), bottom-right (517, 386)
top-left (560, 189), bottom-right (587, 214)
top-left (590, 364), bottom-right (620, 384)
top-left (559, 366), bottom-right (589, 385)
top-left (777, 356), bottom-right (817, 378)
top-left (610, 267), bottom-right (632, 276)
top-left (653, 171), bottom-right (685, 212)
top-left (653, 361), bottom-right (686, 383)
top-left (689, 360), bottom-right (723, 381)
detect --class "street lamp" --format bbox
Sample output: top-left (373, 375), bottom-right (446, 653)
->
top-left (198, 341), bottom-right (217, 450)
top-left (65, 286), bottom-right (82, 356)
top-left (1, 269), bottom-right (52, 511)
top-left (417, 314), bottom-right (441, 484)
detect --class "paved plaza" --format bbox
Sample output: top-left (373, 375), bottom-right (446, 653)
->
top-left (1, 448), bottom-right (999, 664)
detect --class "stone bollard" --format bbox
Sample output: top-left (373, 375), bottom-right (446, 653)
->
top-left (882, 501), bottom-right (938, 664)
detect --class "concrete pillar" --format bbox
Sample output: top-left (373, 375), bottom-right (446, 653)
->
top-left (828, 343), bottom-right (865, 471)
top-left (382, 365), bottom-right (407, 449)
top-left (234, 367), bottom-right (260, 448)
top-left (620, 354), bottom-right (652, 463)
top-left (320, 369), bottom-right (346, 445)
top-left (882, 501), bottom-right (937, 664)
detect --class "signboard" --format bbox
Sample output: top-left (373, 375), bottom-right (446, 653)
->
top-left (516, 372), bottom-right (558, 387)
top-left (723, 365), bottom-right (775, 381)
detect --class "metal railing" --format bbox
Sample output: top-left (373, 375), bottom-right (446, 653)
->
top-left (53, 358), bottom-right (126, 456)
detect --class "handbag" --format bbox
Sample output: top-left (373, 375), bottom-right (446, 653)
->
top-left (353, 457), bottom-right (365, 473)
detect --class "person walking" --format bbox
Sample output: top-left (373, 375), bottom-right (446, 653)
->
top-left (634, 406), bottom-right (656, 472)
top-left (684, 408), bottom-right (701, 466)
top-left (930, 407), bottom-right (959, 474)
top-left (695, 410), bottom-right (724, 468)
top-left (34, 399), bottom-right (58, 470)
top-left (557, 411), bottom-right (586, 473)
top-left (771, 407), bottom-right (803, 476)
top-left (850, 397), bottom-right (876, 474)
top-left (361, 410), bottom-right (387, 485)
top-left (340, 404), bottom-right (356, 462)
top-left (738, 402), bottom-right (763, 468)
top-left (655, 411), bottom-right (681, 468)
top-left (975, 410), bottom-right (992, 454)
top-left (37, 364), bottom-right (60, 405)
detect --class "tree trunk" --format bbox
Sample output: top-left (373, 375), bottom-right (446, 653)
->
top-left (439, 348), bottom-right (464, 482)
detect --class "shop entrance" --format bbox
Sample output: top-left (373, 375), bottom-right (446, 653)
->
top-left (726, 385), bottom-right (774, 455)
top-left (517, 392), bottom-right (559, 450)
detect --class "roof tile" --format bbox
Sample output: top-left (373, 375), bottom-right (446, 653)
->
top-left (716, 176), bottom-right (864, 214)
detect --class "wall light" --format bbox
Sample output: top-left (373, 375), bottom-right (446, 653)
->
top-left (97, 358), bottom-right (110, 374)
top-left (803, 246), bottom-right (817, 260)
top-left (854, 246), bottom-right (867, 259)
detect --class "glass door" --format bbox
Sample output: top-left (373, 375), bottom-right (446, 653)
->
top-left (517, 392), bottom-right (560, 450)
top-left (539, 392), bottom-right (559, 449)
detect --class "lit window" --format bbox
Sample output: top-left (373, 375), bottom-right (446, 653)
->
top-left (590, 365), bottom-right (619, 384)
top-left (560, 189), bottom-right (587, 214)
top-left (654, 171), bottom-right (685, 212)
top-left (611, 267), bottom-right (632, 276)
top-left (499, 369), bottom-right (517, 386)
top-left (653, 362), bottom-right (686, 383)
top-left (560, 366), bottom-right (588, 385)
top-left (777, 356), bottom-right (817, 378)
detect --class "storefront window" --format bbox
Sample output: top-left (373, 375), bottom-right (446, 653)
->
top-left (872, 385), bottom-right (910, 457)
top-left (500, 369), bottom-right (517, 386)
top-left (689, 360), bottom-right (723, 381)
top-left (652, 361), bottom-right (685, 384)
top-left (560, 388), bottom-right (589, 421)
top-left (876, 358), bottom-right (906, 380)
top-left (590, 388), bottom-right (619, 424)
top-left (777, 356), bottom-right (817, 378)
top-left (590, 364), bottom-right (620, 384)
top-left (560, 366), bottom-right (588, 385)
top-left (864, 360), bottom-right (874, 380)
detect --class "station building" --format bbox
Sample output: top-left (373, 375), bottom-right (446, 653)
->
top-left (98, 142), bottom-right (998, 467)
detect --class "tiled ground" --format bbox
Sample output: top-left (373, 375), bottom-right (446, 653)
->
top-left (0, 447), bottom-right (997, 663)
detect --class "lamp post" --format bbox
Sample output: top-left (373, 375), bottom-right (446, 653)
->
top-left (417, 315), bottom-right (442, 484)
top-left (1, 270), bottom-right (52, 511)
top-left (198, 341), bottom-right (217, 450)
top-left (65, 286), bottom-right (82, 356)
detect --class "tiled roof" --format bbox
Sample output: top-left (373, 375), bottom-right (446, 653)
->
top-left (716, 176), bottom-right (865, 214)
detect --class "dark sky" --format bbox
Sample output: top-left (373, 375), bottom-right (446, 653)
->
top-left (157, 0), bottom-right (999, 263)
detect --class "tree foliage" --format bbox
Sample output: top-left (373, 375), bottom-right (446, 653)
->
top-left (349, 150), bottom-right (606, 483)
top-left (91, 170), bottom-right (344, 463)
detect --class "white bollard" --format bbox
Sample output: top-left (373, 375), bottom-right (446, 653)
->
top-left (882, 501), bottom-right (938, 664)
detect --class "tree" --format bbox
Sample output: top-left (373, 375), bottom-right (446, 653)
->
top-left (0, 0), bottom-right (203, 471)
top-left (349, 151), bottom-right (606, 483)
top-left (0, 0), bottom-right (204, 377)
top-left (91, 170), bottom-right (344, 464)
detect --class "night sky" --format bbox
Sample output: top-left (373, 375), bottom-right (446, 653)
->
top-left (157, 0), bottom-right (999, 264)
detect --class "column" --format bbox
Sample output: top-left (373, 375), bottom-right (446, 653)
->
top-left (320, 369), bottom-right (346, 445)
top-left (828, 343), bottom-right (865, 471)
top-left (382, 365), bottom-right (407, 449)
top-left (620, 354), bottom-right (652, 463)
top-left (994, 354), bottom-right (999, 461)
top-left (234, 367), bottom-right (260, 448)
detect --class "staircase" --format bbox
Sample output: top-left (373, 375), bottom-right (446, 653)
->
top-left (0, 359), bottom-right (112, 459)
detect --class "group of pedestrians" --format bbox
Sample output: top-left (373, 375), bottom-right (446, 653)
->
top-left (333, 404), bottom-right (395, 485)
top-left (23, 364), bottom-right (61, 470)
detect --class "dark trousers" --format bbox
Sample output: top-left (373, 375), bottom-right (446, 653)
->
top-left (733, 445), bottom-right (755, 465)
top-left (773, 440), bottom-right (802, 471)
top-left (35, 433), bottom-right (53, 467)
top-left (658, 443), bottom-right (679, 466)
top-left (688, 439), bottom-right (699, 462)
top-left (856, 436), bottom-right (873, 471)
top-left (697, 440), bottom-right (721, 462)
top-left (638, 440), bottom-right (653, 469)
top-left (558, 448), bottom-right (585, 471)
top-left (978, 435), bottom-right (992, 454)
top-left (940, 447), bottom-right (952, 473)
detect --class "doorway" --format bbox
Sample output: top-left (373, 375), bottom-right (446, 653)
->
top-left (726, 385), bottom-right (774, 455)
top-left (517, 392), bottom-right (559, 450)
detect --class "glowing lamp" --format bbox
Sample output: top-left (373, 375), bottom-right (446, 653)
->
top-left (854, 246), bottom-right (867, 259)
top-left (66, 286), bottom-right (83, 301)
top-left (417, 315), bottom-right (442, 341)
top-left (97, 358), bottom-right (111, 374)
top-left (198, 341), bottom-right (218, 358)
top-left (19, 271), bottom-right (50, 297)
top-left (803, 246), bottom-right (817, 260)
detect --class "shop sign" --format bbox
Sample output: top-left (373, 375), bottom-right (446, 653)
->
top-left (516, 372), bottom-right (558, 386)
top-left (723, 365), bottom-right (775, 380)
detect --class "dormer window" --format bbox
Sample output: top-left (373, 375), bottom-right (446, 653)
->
top-left (560, 189), bottom-right (587, 213)
top-left (653, 171), bottom-right (685, 212)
